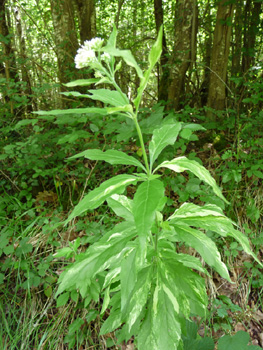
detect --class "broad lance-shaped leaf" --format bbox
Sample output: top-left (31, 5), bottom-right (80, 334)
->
top-left (157, 258), bottom-right (208, 318)
top-left (61, 90), bottom-right (129, 108)
top-left (168, 202), bottom-right (225, 221)
top-left (33, 107), bottom-right (107, 116)
top-left (104, 46), bottom-right (143, 79)
top-left (173, 216), bottom-right (261, 265)
top-left (123, 265), bottom-right (153, 332)
top-left (65, 174), bottom-right (138, 224)
top-left (105, 105), bottom-right (134, 116)
top-left (155, 156), bottom-right (229, 203)
top-left (100, 306), bottom-right (123, 336)
top-left (133, 26), bottom-right (163, 109)
top-left (158, 249), bottom-right (210, 277)
top-left (171, 223), bottom-right (231, 281)
top-left (133, 179), bottom-right (165, 235)
top-left (133, 179), bottom-right (164, 262)
top-left (149, 122), bottom-right (182, 170)
top-left (168, 202), bottom-right (261, 265)
top-left (87, 89), bottom-right (129, 106)
top-left (56, 222), bottom-right (136, 297)
top-left (107, 194), bottom-right (134, 222)
top-left (68, 149), bottom-right (146, 171)
top-left (138, 283), bottom-right (181, 350)
top-left (63, 78), bottom-right (99, 87)
top-left (120, 250), bottom-right (137, 319)
top-left (106, 23), bottom-right (117, 47)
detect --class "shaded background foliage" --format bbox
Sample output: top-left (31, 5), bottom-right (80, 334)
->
top-left (1, 0), bottom-right (263, 197)
top-left (1, 0), bottom-right (263, 349)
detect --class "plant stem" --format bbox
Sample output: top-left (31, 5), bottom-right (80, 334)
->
top-left (103, 65), bottom-right (149, 172)
top-left (133, 116), bottom-right (150, 176)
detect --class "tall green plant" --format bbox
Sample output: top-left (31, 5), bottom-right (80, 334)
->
top-left (36, 26), bottom-right (260, 349)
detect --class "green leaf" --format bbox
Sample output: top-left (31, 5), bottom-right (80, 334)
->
top-left (14, 119), bottom-right (38, 129)
top-left (157, 258), bottom-right (208, 317)
top-left (134, 26), bottom-right (163, 109)
top-left (106, 104), bottom-right (134, 115)
top-left (171, 223), bottom-right (231, 281)
top-left (120, 250), bottom-right (137, 313)
top-left (133, 179), bottom-right (165, 263)
top-left (102, 267), bottom-right (121, 290)
top-left (56, 292), bottom-right (70, 307)
top-left (218, 331), bottom-right (261, 350)
top-left (33, 107), bottom-right (107, 116)
top-left (68, 149), bottom-right (146, 171)
top-left (170, 205), bottom-right (261, 265)
top-left (106, 24), bottom-right (117, 48)
top-left (87, 89), bottom-right (129, 106)
top-left (156, 156), bottom-right (229, 203)
top-left (107, 194), bottom-right (134, 222)
top-left (100, 307), bottom-right (122, 335)
top-left (195, 338), bottom-right (215, 350)
top-left (101, 286), bottom-right (111, 314)
top-left (44, 283), bottom-right (53, 298)
top-left (148, 25), bottom-right (163, 69)
top-left (183, 123), bottom-right (206, 132)
top-left (168, 202), bottom-right (224, 221)
top-left (56, 222), bottom-right (136, 297)
top-left (159, 250), bottom-right (209, 277)
top-left (104, 46), bottom-right (143, 79)
top-left (64, 78), bottom-right (99, 87)
top-left (123, 265), bottom-right (153, 332)
top-left (65, 174), bottom-right (138, 223)
top-left (226, 226), bottom-right (261, 264)
top-left (138, 285), bottom-right (181, 350)
top-left (54, 247), bottom-right (73, 258)
top-left (183, 319), bottom-right (214, 350)
top-left (180, 128), bottom-right (192, 140)
top-left (149, 122), bottom-right (182, 170)
top-left (61, 91), bottom-right (85, 97)
top-left (133, 179), bottom-right (164, 235)
top-left (153, 287), bottom-right (182, 349)
top-left (68, 318), bottom-right (85, 334)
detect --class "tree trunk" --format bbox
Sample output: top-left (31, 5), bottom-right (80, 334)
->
top-left (74, 0), bottom-right (96, 43)
top-left (14, 7), bottom-right (34, 113)
top-left (199, 0), bottom-right (212, 106)
top-left (115, 0), bottom-right (125, 29)
top-left (153, 0), bottom-right (169, 102)
top-left (0, 0), bottom-right (18, 114)
top-left (50, 0), bottom-right (79, 106)
top-left (231, 0), bottom-right (243, 78)
top-left (167, 0), bottom-right (198, 110)
top-left (207, 0), bottom-right (235, 118)
top-left (242, 0), bottom-right (262, 73)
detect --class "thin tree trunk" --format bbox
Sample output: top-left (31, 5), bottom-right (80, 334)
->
top-left (207, 0), bottom-right (235, 119)
top-left (242, 0), bottom-right (261, 73)
top-left (200, 0), bottom-right (212, 106)
top-left (0, 0), bottom-right (18, 114)
top-left (231, 0), bottom-right (243, 78)
top-left (50, 0), bottom-right (79, 107)
top-left (153, 0), bottom-right (169, 102)
top-left (14, 7), bottom-right (34, 113)
top-left (115, 0), bottom-right (125, 29)
top-left (167, 0), bottom-right (198, 110)
top-left (74, 0), bottom-right (96, 43)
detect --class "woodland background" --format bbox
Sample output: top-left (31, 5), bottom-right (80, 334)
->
top-left (1, 0), bottom-right (263, 349)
